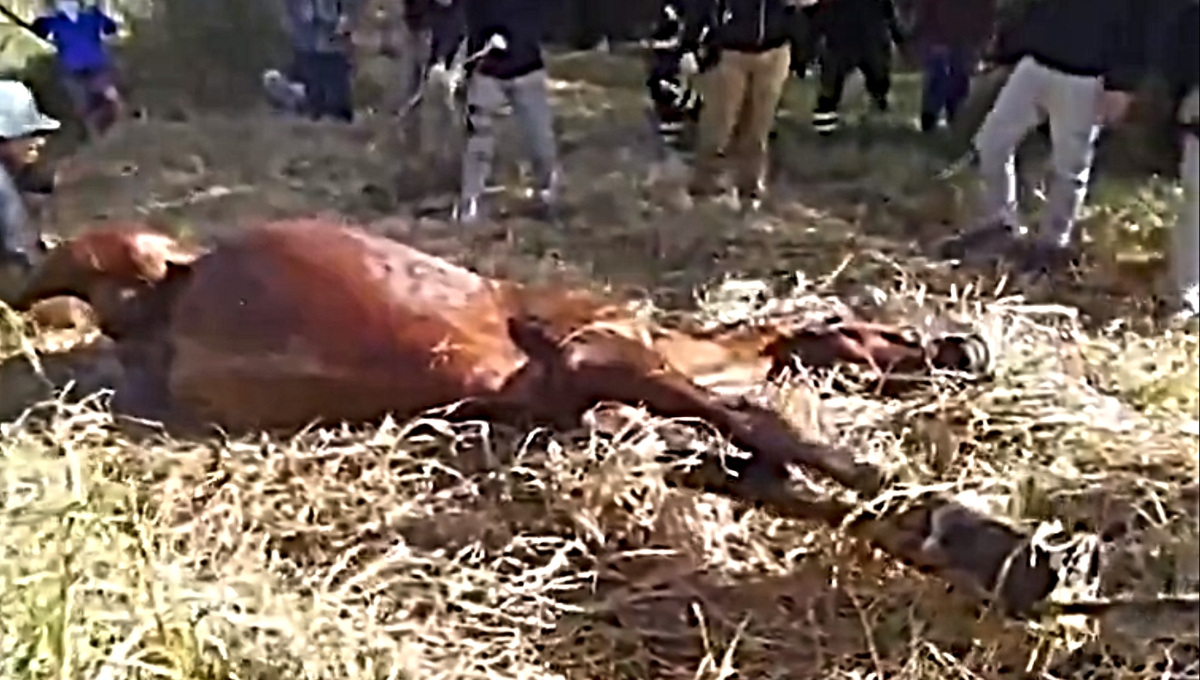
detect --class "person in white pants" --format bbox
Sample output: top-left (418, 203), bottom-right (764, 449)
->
top-left (451, 0), bottom-right (559, 225)
top-left (938, 0), bottom-right (1145, 274)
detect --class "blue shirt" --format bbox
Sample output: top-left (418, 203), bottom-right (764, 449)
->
top-left (31, 9), bottom-right (118, 74)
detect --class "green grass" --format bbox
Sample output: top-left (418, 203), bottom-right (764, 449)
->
top-left (0, 49), bottom-right (1197, 680)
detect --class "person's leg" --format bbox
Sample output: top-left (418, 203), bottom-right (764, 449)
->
top-left (730, 44), bottom-right (791, 201)
top-left (507, 68), bottom-right (561, 212)
top-left (920, 46), bottom-right (950, 132)
top-left (325, 51), bottom-right (355, 122)
top-left (813, 45), bottom-right (851, 135)
top-left (940, 57), bottom-right (1047, 260)
top-left (691, 50), bottom-right (752, 195)
top-left (292, 50), bottom-right (325, 119)
top-left (860, 42), bottom-right (893, 114)
top-left (458, 73), bottom-right (507, 223)
top-left (1032, 69), bottom-right (1102, 254)
top-left (971, 58), bottom-right (1047, 228)
top-left (1170, 132), bottom-right (1199, 319)
top-left (943, 46), bottom-right (973, 126)
top-left (58, 70), bottom-right (94, 136)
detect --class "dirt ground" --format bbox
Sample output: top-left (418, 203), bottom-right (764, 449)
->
top-left (0, 51), bottom-right (1197, 680)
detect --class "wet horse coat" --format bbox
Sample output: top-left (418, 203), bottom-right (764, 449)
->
top-left (12, 219), bottom-right (1073, 618)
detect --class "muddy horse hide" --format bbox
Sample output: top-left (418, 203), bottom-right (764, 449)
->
top-left (9, 218), bottom-right (1070, 617)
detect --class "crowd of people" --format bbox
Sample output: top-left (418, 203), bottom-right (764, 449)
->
top-left (0, 0), bottom-right (1197, 324)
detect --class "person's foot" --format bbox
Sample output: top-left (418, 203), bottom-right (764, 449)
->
top-left (529, 188), bottom-right (562, 223)
top-left (919, 112), bottom-right (939, 133)
top-left (737, 183), bottom-right (766, 213)
top-left (453, 196), bottom-right (483, 224)
top-left (936, 220), bottom-right (1028, 263)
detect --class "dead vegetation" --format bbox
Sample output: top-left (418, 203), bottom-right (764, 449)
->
top-left (0, 44), bottom-right (1197, 680)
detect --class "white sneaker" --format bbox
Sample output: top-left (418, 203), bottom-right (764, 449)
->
top-left (453, 196), bottom-right (483, 224)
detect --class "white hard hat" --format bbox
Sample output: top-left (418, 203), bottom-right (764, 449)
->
top-left (0, 80), bottom-right (61, 140)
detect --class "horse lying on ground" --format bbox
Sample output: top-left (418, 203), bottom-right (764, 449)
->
top-left (8, 218), bottom-right (1074, 617)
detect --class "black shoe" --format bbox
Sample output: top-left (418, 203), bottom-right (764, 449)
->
top-left (937, 221), bottom-right (1027, 263)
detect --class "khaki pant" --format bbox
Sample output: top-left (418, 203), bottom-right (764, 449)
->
top-left (692, 45), bottom-right (791, 196)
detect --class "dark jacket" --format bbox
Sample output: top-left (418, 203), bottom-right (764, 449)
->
top-left (460, 0), bottom-right (547, 80)
top-left (911, 0), bottom-right (995, 55)
top-left (0, 164), bottom-right (43, 272)
top-left (809, 0), bottom-right (903, 57)
top-left (1150, 0), bottom-right (1199, 135)
top-left (402, 0), bottom-right (465, 67)
top-left (990, 0), bottom-right (1148, 92)
top-left (679, 0), bottom-right (802, 55)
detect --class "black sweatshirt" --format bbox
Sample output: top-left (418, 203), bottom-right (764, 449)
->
top-left (992, 0), bottom-right (1149, 92)
top-left (678, 0), bottom-right (802, 55)
top-left (458, 0), bottom-right (547, 80)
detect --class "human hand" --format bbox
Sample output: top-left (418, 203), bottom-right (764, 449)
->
top-left (1098, 89), bottom-right (1134, 125)
top-left (486, 34), bottom-right (508, 52)
top-left (679, 52), bottom-right (699, 76)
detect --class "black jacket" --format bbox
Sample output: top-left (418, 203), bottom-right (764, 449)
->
top-left (809, 0), bottom-right (903, 56)
top-left (1152, 0), bottom-right (1198, 99)
top-left (991, 0), bottom-right (1148, 92)
top-left (679, 0), bottom-right (803, 55)
top-left (460, 0), bottom-right (547, 80)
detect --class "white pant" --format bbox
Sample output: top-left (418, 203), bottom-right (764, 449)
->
top-left (1176, 133), bottom-right (1200, 312)
top-left (974, 56), bottom-right (1103, 244)
top-left (460, 69), bottom-right (559, 204)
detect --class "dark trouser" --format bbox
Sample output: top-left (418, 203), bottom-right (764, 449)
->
top-left (293, 50), bottom-right (354, 122)
top-left (60, 65), bottom-right (120, 135)
top-left (813, 42), bottom-right (892, 134)
top-left (919, 44), bottom-right (972, 131)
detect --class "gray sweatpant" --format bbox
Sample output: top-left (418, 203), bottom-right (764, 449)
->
top-left (1176, 133), bottom-right (1199, 312)
top-left (460, 69), bottom-right (559, 204)
top-left (974, 56), bottom-right (1103, 245)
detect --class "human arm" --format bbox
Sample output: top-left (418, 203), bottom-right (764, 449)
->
top-left (880, 0), bottom-right (905, 46)
top-left (678, 0), bottom-right (717, 56)
top-left (96, 9), bottom-right (118, 36)
top-left (28, 15), bottom-right (52, 40)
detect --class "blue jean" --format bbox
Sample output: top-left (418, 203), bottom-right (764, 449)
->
top-left (920, 45), bottom-right (972, 130)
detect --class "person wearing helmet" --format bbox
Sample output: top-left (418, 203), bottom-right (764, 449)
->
top-left (0, 81), bottom-right (61, 300)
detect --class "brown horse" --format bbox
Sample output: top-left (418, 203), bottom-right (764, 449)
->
top-left (11, 218), bottom-right (1068, 617)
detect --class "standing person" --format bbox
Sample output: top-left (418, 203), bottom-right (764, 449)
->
top-left (29, 0), bottom-right (121, 139)
top-left (644, 1), bottom-right (705, 162)
top-left (282, 0), bottom-right (363, 122)
top-left (1151, 0), bottom-right (1199, 323)
top-left (809, 0), bottom-right (905, 136)
top-left (400, 0), bottom-right (465, 109)
top-left (911, 0), bottom-right (996, 133)
top-left (679, 0), bottom-right (805, 209)
top-left (453, 0), bottom-right (560, 224)
top-left (0, 81), bottom-right (62, 296)
top-left (938, 0), bottom-right (1147, 274)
